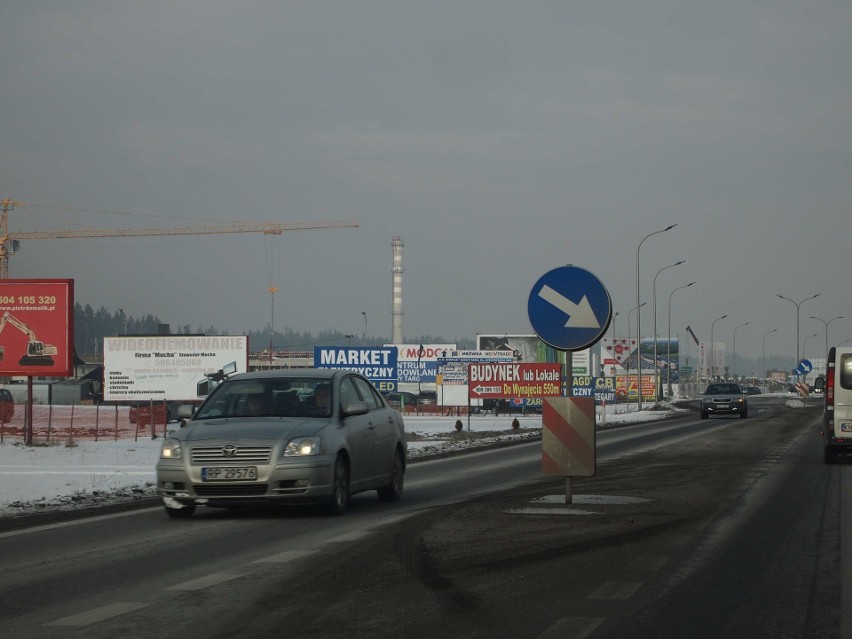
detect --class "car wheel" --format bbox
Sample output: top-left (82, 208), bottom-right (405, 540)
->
top-left (324, 455), bottom-right (350, 516)
top-left (378, 449), bottom-right (405, 502)
top-left (163, 499), bottom-right (195, 519)
top-left (700, 410), bottom-right (708, 420)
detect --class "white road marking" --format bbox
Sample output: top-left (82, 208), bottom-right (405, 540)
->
top-left (45, 602), bottom-right (150, 626)
top-left (536, 616), bottom-right (605, 639)
top-left (253, 549), bottom-right (317, 564)
top-left (165, 572), bottom-right (247, 591)
top-left (588, 581), bottom-right (643, 600)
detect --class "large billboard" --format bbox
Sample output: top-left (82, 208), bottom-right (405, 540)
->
top-left (600, 337), bottom-right (679, 379)
top-left (315, 346), bottom-right (398, 393)
top-left (0, 279), bottom-right (74, 376)
top-left (103, 335), bottom-right (248, 401)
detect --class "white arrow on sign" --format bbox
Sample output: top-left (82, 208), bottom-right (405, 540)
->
top-left (472, 385), bottom-right (502, 395)
top-left (538, 284), bottom-right (601, 329)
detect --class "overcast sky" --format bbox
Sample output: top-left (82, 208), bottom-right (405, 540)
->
top-left (1, 1), bottom-right (850, 361)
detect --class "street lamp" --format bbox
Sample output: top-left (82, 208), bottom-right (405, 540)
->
top-left (809, 315), bottom-right (844, 365)
top-left (709, 314), bottom-right (727, 382)
top-left (762, 328), bottom-right (778, 393)
top-left (653, 260), bottom-right (684, 400)
top-left (627, 303), bottom-right (646, 374)
top-left (636, 224), bottom-right (677, 410)
top-left (802, 333), bottom-right (819, 362)
top-left (777, 293), bottom-right (820, 372)
top-left (269, 286), bottom-right (279, 363)
top-left (610, 311), bottom-right (620, 374)
top-left (667, 281), bottom-right (695, 398)
top-left (361, 311), bottom-right (367, 344)
top-left (732, 321), bottom-right (750, 380)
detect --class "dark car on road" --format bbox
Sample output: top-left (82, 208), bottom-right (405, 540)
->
top-left (384, 391), bottom-right (417, 411)
top-left (700, 382), bottom-right (748, 419)
top-left (415, 391), bottom-right (438, 410)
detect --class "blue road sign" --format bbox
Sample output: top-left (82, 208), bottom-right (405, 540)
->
top-left (795, 359), bottom-right (813, 375)
top-left (527, 265), bottom-right (612, 351)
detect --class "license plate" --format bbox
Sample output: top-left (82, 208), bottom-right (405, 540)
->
top-left (841, 423), bottom-right (852, 433)
top-left (201, 466), bottom-right (258, 481)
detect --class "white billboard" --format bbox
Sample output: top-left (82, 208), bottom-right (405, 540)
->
top-left (103, 335), bottom-right (249, 401)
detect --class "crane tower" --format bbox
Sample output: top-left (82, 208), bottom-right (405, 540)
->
top-left (0, 199), bottom-right (358, 279)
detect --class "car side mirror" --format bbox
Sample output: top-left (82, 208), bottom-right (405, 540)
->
top-left (341, 401), bottom-right (369, 417)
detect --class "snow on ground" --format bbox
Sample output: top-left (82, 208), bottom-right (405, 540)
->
top-left (0, 405), bottom-right (689, 519)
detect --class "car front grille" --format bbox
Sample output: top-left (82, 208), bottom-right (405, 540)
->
top-left (190, 446), bottom-right (272, 464)
top-left (193, 483), bottom-right (269, 496)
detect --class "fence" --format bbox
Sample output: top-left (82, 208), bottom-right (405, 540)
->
top-left (0, 403), bottom-right (171, 444)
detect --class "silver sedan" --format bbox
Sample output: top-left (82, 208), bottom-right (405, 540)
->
top-left (156, 368), bottom-right (407, 517)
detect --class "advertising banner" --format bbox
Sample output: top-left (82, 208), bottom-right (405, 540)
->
top-left (315, 346), bottom-right (398, 393)
top-left (103, 335), bottom-right (248, 401)
top-left (570, 375), bottom-right (617, 402)
top-left (438, 350), bottom-right (514, 386)
top-left (614, 374), bottom-right (656, 400)
top-left (468, 362), bottom-right (562, 399)
top-left (0, 279), bottom-right (74, 376)
top-left (385, 343), bottom-right (455, 384)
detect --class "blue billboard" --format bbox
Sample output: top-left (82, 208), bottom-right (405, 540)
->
top-left (314, 346), bottom-right (399, 393)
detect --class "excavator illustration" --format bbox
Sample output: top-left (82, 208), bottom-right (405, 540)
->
top-left (0, 311), bottom-right (58, 366)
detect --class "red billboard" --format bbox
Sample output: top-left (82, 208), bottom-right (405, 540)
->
top-left (0, 279), bottom-right (74, 376)
top-left (468, 362), bottom-right (562, 399)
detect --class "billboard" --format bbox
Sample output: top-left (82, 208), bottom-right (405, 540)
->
top-left (315, 346), bottom-right (398, 393)
top-left (600, 337), bottom-right (679, 379)
top-left (384, 343), bottom-right (455, 384)
top-left (103, 335), bottom-right (248, 401)
top-left (477, 334), bottom-right (560, 363)
top-left (0, 279), bottom-right (74, 376)
top-left (468, 362), bottom-right (562, 399)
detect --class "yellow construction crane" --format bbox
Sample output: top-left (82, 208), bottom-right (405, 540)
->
top-left (0, 198), bottom-right (358, 278)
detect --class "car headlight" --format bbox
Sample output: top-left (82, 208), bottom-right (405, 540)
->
top-left (283, 437), bottom-right (322, 457)
top-left (160, 439), bottom-right (183, 460)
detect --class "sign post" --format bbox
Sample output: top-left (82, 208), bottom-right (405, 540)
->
top-left (528, 265), bottom-right (612, 503)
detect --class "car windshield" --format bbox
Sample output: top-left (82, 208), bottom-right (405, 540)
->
top-left (706, 384), bottom-right (739, 395)
top-left (193, 378), bottom-right (333, 419)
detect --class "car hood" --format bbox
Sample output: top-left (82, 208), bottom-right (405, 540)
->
top-left (174, 417), bottom-right (328, 443)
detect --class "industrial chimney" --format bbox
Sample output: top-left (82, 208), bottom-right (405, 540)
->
top-left (391, 236), bottom-right (404, 344)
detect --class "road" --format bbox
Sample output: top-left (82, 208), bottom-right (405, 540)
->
top-left (0, 396), bottom-right (846, 638)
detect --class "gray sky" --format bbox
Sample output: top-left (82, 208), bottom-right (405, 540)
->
top-left (1, 1), bottom-right (850, 361)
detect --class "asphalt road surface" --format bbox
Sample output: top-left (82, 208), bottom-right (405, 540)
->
top-left (1, 396), bottom-right (846, 639)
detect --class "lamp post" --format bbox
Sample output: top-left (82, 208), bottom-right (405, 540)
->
top-left (762, 328), bottom-right (778, 393)
top-left (709, 314), bottom-right (727, 383)
top-left (732, 321), bottom-right (750, 381)
top-left (667, 281), bottom-right (695, 398)
top-left (809, 315), bottom-right (844, 366)
top-left (636, 224), bottom-right (677, 410)
top-left (627, 302), bottom-right (646, 370)
top-left (610, 311), bottom-right (619, 374)
top-left (361, 311), bottom-right (367, 345)
top-left (802, 333), bottom-right (819, 362)
top-left (653, 260), bottom-right (684, 400)
top-left (777, 293), bottom-right (819, 372)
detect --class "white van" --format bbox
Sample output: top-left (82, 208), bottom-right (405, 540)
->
top-left (823, 346), bottom-right (852, 463)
